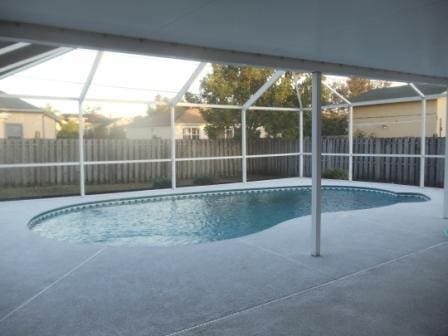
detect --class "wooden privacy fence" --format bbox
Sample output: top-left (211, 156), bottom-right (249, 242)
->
top-left (0, 137), bottom-right (445, 187)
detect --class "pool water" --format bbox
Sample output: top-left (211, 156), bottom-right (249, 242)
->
top-left (29, 186), bottom-right (428, 246)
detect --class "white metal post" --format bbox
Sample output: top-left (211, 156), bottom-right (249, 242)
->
top-left (420, 98), bottom-right (427, 187)
top-left (311, 72), bottom-right (322, 257)
top-left (293, 73), bottom-right (305, 178)
top-left (444, 89), bottom-right (448, 218)
top-left (299, 109), bottom-right (304, 177)
top-left (241, 108), bottom-right (247, 183)
top-left (170, 105), bottom-right (177, 189)
top-left (348, 105), bottom-right (354, 181)
top-left (78, 100), bottom-right (85, 196)
top-left (410, 83), bottom-right (427, 188)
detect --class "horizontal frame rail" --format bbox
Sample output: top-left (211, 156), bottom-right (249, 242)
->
top-left (0, 152), bottom-right (444, 169)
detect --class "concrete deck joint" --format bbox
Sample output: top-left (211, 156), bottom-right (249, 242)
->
top-left (237, 238), bottom-right (331, 277)
top-left (0, 247), bottom-right (107, 324)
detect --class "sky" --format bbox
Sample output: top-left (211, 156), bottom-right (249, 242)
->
top-left (0, 49), bottom-right (401, 119)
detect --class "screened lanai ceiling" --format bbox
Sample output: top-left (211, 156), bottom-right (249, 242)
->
top-left (0, 41), bottom-right (70, 79)
top-left (0, 0), bottom-right (447, 85)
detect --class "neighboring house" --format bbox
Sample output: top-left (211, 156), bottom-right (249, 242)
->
top-left (126, 107), bottom-right (211, 140)
top-left (60, 113), bottom-right (131, 135)
top-left (0, 91), bottom-right (59, 139)
top-left (351, 84), bottom-right (447, 137)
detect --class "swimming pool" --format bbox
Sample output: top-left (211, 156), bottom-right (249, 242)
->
top-left (29, 186), bottom-right (429, 246)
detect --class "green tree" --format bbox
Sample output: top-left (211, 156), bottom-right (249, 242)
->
top-left (344, 77), bottom-right (391, 99)
top-left (187, 66), bottom-right (344, 139)
top-left (57, 120), bottom-right (79, 138)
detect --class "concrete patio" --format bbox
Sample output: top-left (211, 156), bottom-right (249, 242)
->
top-left (1, 178), bottom-right (448, 336)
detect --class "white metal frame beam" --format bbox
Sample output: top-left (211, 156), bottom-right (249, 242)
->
top-left (1, 20), bottom-right (446, 85)
top-left (1, 91), bottom-right (445, 112)
top-left (0, 42), bottom-right (29, 56)
top-left (171, 62), bottom-right (206, 106)
top-left (79, 51), bottom-right (103, 102)
top-left (242, 70), bottom-right (285, 110)
top-left (0, 47), bottom-right (72, 80)
top-left (0, 47), bottom-right (69, 75)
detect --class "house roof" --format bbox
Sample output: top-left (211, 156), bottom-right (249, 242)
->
top-left (0, 90), bottom-right (42, 111)
top-left (0, 90), bottom-right (60, 121)
top-left (128, 108), bottom-right (205, 128)
top-left (351, 84), bottom-right (446, 104)
top-left (175, 107), bottom-right (205, 124)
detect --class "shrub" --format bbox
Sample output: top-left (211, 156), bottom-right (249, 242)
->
top-left (152, 177), bottom-right (171, 189)
top-left (322, 169), bottom-right (348, 180)
top-left (193, 176), bottom-right (215, 185)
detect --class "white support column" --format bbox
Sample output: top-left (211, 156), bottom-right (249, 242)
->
top-left (170, 105), bottom-right (177, 189)
top-left (420, 98), bottom-right (427, 187)
top-left (293, 73), bottom-right (304, 178)
top-left (311, 72), bottom-right (322, 257)
top-left (78, 100), bottom-right (85, 197)
top-left (348, 105), bottom-right (354, 181)
top-left (299, 109), bottom-right (304, 178)
top-left (241, 108), bottom-right (247, 183)
top-left (444, 89), bottom-right (448, 218)
top-left (410, 83), bottom-right (427, 188)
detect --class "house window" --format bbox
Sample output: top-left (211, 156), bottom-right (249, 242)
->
top-left (183, 127), bottom-right (200, 140)
top-left (5, 123), bottom-right (23, 139)
top-left (224, 126), bottom-right (235, 139)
